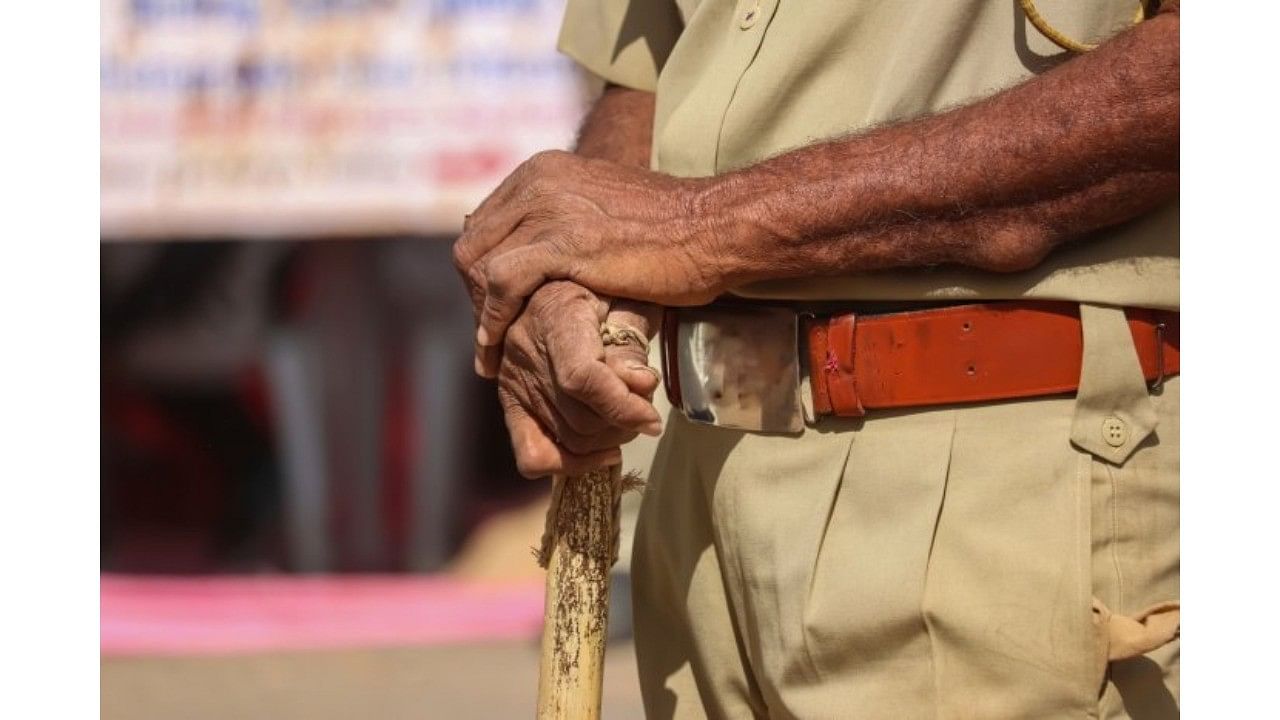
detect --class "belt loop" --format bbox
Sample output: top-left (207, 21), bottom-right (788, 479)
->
top-left (824, 314), bottom-right (865, 417)
top-left (804, 314), bottom-right (834, 417)
top-left (1069, 304), bottom-right (1159, 465)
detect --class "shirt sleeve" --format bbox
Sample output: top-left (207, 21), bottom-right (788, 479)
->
top-left (556, 0), bottom-right (684, 92)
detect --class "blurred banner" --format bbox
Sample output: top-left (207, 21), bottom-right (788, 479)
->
top-left (101, 0), bottom-right (584, 240)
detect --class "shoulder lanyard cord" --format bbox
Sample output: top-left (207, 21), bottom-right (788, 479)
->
top-left (1017, 0), bottom-right (1148, 53)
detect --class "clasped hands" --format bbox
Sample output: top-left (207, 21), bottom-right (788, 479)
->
top-left (452, 150), bottom-right (736, 477)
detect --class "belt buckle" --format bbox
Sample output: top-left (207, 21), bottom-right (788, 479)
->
top-left (662, 306), bottom-right (804, 433)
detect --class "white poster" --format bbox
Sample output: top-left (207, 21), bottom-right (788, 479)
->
top-left (101, 0), bottom-right (585, 239)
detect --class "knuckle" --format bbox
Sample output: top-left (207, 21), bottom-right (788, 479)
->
top-left (451, 240), bottom-right (470, 273)
top-left (526, 176), bottom-right (552, 198)
top-left (487, 251), bottom-right (521, 283)
top-left (484, 260), bottom-right (511, 297)
top-left (466, 259), bottom-right (487, 291)
top-left (482, 298), bottom-right (510, 328)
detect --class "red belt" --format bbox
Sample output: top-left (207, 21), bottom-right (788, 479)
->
top-left (803, 301), bottom-right (1179, 417)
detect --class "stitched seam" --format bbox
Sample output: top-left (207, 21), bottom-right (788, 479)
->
top-left (1106, 463), bottom-right (1126, 612)
top-left (711, 1), bottom-right (778, 172)
top-left (1079, 453), bottom-right (1102, 719)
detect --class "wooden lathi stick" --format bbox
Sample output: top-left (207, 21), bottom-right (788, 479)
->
top-left (535, 466), bottom-right (637, 719)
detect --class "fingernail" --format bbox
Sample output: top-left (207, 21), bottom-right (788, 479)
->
top-left (476, 326), bottom-right (492, 346)
top-left (641, 421), bottom-right (663, 436)
top-left (627, 361), bottom-right (660, 378)
top-left (474, 357), bottom-right (486, 376)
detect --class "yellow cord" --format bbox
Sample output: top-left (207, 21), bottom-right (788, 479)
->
top-left (1018, 0), bottom-right (1147, 53)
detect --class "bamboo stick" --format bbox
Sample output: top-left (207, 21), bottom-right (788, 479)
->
top-left (534, 466), bottom-right (627, 720)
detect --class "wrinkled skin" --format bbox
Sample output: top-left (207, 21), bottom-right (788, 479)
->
top-left (452, 149), bottom-right (723, 356)
top-left (496, 281), bottom-right (661, 478)
top-left (453, 86), bottom-right (669, 478)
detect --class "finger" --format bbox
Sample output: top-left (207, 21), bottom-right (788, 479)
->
top-left (462, 256), bottom-right (486, 319)
top-left (467, 227), bottom-right (541, 371)
top-left (477, 244), bottom-right (560, 349)
top-left (552, 419), bottom-right (637, 456)
top-left (538, 296), bottom-right (614, 434)
top-left (512, 371), bottom-right (630, 451)
top-left (504, 407), bottom-right (621, 479)
top-left (554, 358), bottom-right (662, 436)
top-left (471, 151), bottom-right (559, 226)
top-left (558, 446), bottom-right (624, 476)
top-left (555, 394), bottom-right (612, 436)
top-left (504, 404), bottom-right (562, 478)
top-left (473, 340), bottom-right (502, 379)
top-left (552, 369), bottom-right (655, 439)
top-left (605, 347), bottom-right (661, 400)
top-left (461, 223), bottom-right (540, 325)
top-left (456, 201), bottom-right (532, 279)
top-left (452, 160), bottom-right (545, 277)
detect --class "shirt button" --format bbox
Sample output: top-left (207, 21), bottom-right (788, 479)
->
top-left (739, 2), bottom-right (760, 29)
top-left (1102, 416), bottom-right (1129, 447)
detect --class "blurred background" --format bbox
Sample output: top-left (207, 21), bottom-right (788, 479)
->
top-left (100, 1), bottom-right (647, 716)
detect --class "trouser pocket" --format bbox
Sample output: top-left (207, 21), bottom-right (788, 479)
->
top-left (1086, 377), bottom-right (1181, 718)
top-left (1073, 304), bottom-right (1180, 716)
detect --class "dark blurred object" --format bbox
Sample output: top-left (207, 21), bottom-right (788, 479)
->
top-left (102, 238), bottom-right (525, 575)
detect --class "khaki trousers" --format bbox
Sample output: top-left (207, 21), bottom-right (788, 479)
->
top-left (631, 305), bottom-right (1179, 719)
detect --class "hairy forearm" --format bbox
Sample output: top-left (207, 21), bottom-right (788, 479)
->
top-left (574, 85), bottom-right (664, 335)
top-left (698, 6), bottom-right (1179, 284)
top-left (574, 84), bottom-right (656, 167)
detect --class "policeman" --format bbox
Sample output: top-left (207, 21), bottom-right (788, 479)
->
top-left (454, 1), bottom-right (1180, 717)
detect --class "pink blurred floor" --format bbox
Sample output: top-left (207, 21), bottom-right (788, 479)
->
top-left (100, 574), bottom-right (644, 719)
top-left (101, 574), bottom-right (546, 655)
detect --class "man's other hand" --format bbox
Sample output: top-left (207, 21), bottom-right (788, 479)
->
top-left (453, 150), bottom-right (730, 357)
top-left (498, 281), bottom-right (662, 479)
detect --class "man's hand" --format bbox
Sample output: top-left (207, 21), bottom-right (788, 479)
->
top-left (454, 84), bottom-right (667, 478)
top-left (497, 281), bottom-right (662, 478)
top-left (454, 150), bottom-right (725, 352)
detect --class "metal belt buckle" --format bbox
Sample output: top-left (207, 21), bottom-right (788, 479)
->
top-left (662, 306), bottom-right (804, 433)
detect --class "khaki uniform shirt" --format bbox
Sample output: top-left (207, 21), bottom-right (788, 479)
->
top-left (562, 4), bottom-right (1180, 718)
top-left (559, 0), bottom-right (1179, 310)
